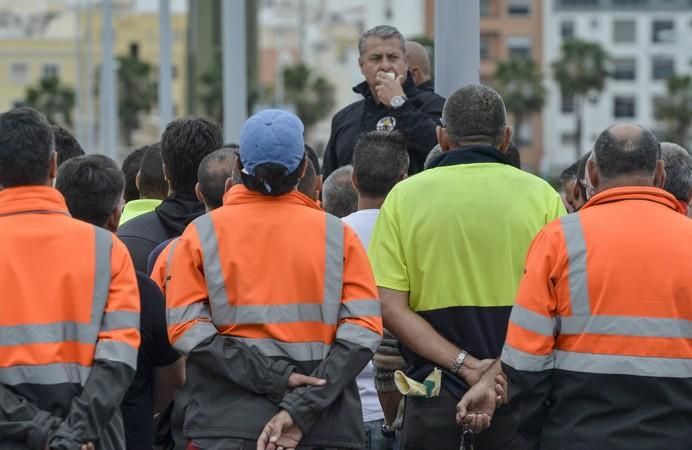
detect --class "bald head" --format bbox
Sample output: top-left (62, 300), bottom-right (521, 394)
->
top-left (592, 123), bottom-right (661, 180)
top-left (406, 41), bottom-right (431, 86)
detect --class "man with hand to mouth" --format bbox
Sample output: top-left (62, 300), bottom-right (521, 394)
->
top-left (322, 25), bottom-right (445, 178)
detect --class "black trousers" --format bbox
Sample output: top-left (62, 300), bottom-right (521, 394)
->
top-left (400, 388), bottom-right (529, 450)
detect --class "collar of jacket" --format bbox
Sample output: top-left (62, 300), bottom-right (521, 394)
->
top-left (0, 185), bottom-right (69, 216)
top-left (427, 145), bottom-right (514, 169)
top-left (222, 184), bottom-right (323, 211)
top-left (582, 186), bottom-right (684, 214)
top-left (416, 79), bottom-right (435, 92)
top-left (353, 72), bottom-right (421, 103)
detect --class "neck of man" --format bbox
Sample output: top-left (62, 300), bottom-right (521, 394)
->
top-left (358, 195), bottom-right (385, 211)
top-left (594, 175), bottom-right (656, 194)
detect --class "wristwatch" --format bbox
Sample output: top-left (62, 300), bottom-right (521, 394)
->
top-left (390, 95), bottom-right (407, 109)
top-left (381, 422), bottom-right (396, 439)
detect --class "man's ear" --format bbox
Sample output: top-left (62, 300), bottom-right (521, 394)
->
top-left (48, 151), bottom-right (58, 184)
top-left (135, 170), bottom-right (141, 192)
top-left (358, 56), bottom-right (366, 75)
top-left (437, 126), bottom-right (451, 151)
top-left (497, 127), bottom-right (513, 153)
top-left (653, 160), bottom-right (666, 189)
top-left (104, 207), bottom-right (121, 233)
top-left (351, 172), bottom-right (359, 191)
top-left (195, 182), bottom-right (204, 204)
top-left (162, 161), bottom-right (170, 183)
top-left (587, 158), bottom-right (600, 191)
top-left (571, 178), bottom-right (582, 204)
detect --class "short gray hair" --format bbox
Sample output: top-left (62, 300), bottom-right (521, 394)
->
top-left (442, 85), bottom-right (507, 147)
top-left (358, 25), bottom-right (406, 56)
top-left (322, 165), bottom-right (358, 218)
top-left (661, 142), bottom-right (692, 202)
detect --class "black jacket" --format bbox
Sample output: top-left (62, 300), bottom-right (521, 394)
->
top-left (322, 74), bottom-right (444, 178)
top-left (117, 193), bottom-right (205, 272)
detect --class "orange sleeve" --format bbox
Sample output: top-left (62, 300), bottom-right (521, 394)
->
top-left (335, 226), bottom-right (383, 352)
top-left (95, 236), bottom-right (141, 370)
top-left (503, 228), bottom-right (561, 366)
top-left (150, 241), bottom-right (173, 294)
top-left (165, 224), bottom-right (217, 355)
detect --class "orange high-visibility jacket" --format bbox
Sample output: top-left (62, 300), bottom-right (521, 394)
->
top-left (165, 184), bottom-right (383, 446)
top-left (0, 186), bottom-right (140, 446)
top-left (502, 186), bottom-right (692, 449)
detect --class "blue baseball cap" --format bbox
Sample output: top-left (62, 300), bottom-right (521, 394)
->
top-left (239, 109), bottom-right (305, 176)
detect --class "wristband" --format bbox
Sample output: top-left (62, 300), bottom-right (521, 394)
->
top-left (450, 350), bottom-right (468, 374)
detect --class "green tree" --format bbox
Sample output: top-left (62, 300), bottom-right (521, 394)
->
top-left (282, 63), bottom-right (335, 132)
top-left (117, 55), bottom-right (156, 146)
top-left (655, 75), bottom-right (692, 146)
top-left (25, 76), bottom-right (75, 126)
top-left (552, 39), bottom-right (609, 160)
top-left (494, 58), bottom-right (545, 146)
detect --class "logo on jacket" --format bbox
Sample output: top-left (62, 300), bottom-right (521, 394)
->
top-left (376, 116), bottom-right (397, 132)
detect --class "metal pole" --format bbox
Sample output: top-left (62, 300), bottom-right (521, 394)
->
top-left (85, 1), bottom-right (95, 153)
top-left (222, 0), bottom-right (247, 143)
top-left (159, 0), bottom-right (173, 132)
top-left (100, 0), bottom-right (118, 159)
top-left (74, 0), bottom-right (83, 146)
top-left (434, 0), bottom-right (480, 98)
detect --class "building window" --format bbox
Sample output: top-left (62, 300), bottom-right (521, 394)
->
top-left (561, 20), bottom-right (575, 39)
top-left (652, 96), bottom-right (666, 121)
top-left (11, 63), bottom-right (28, 83)
top-left (652, 56), bottom-right (675, 80)
top-left (613, 19), bottom-right (636, 43)
top-left (507, 36), bottom-right (532, 59)
top-left (613, 96), bottom-right (636, 118)
top-left (590, 17), bottom-right (599, 29)
top-left (518, 122), bottom-right (533, 145)
top-left (508, 0), bottom-right (531, 16)
top-left (561, 94), bottom-right (575, 114)
top-left (561, 132), bottom-right (577, 147)
top-left (612, 58), bottom-right (636, 81)
top-left (652, 20), bottom-right (675, 43)
top-left (480, 35), bottom-right (490, 60)
top-left (42, 64), bottom-right (59, 79)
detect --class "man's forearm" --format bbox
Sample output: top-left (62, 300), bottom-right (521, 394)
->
top-left (384, 300), bottom-right (484, 382)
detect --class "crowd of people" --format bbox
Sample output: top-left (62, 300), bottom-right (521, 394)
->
top-left (1, 23), bottom-right (692, 450)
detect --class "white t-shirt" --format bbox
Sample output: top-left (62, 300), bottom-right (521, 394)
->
top-left (342, 209), bottom-right (384, 422)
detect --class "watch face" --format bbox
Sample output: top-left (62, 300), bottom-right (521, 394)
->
top-left (391, 96), bottom-right (406, 108)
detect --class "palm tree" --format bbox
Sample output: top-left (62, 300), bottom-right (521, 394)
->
top-left (552, 40), bottom-right (609, 160)
top-left (655, 75), bottom-right (692, 146)
top-left (117, 55), bottom-right (156, 146)
top-left (494, 58), bottom-right (545, 146)
top-left (282, 63), bottom-right (335, 133)
top-left (25, 76), bottom-right (75, 126)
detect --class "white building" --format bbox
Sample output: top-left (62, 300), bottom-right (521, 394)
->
top-left (542, 0), bottom-right (692, 175)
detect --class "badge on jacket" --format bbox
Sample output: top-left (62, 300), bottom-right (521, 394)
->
top-left (376, 116), bottom-right (397, 132)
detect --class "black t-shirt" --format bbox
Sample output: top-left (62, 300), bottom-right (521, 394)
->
top-left (121, 272), bottom-right (181, 449)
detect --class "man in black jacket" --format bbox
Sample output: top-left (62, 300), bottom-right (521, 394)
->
top-left (118, 116), bottom-right (222, 272)
top-left (322, 25), bottom-right (444, 178)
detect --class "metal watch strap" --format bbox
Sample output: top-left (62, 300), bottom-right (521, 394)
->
top-left (450, 350), bottom-right (468, 374)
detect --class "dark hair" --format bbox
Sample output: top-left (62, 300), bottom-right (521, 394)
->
top-left (138, 143), bottom-right (168, 199)
top-left (353, 131), bottom-right (409, 198)
top-left (240, 159), bottom-right (306, 197)
top-left (322, 165), bottom-right (358, 218)
top-left (56, 155), bottom-right (125, 227)
top-left (52, 125), bottom-right (85, 166)
top-left (121, 147), bottom-right (146, 202)
top-left (442, 84), bottom-right (507, 147)
top-left (161, 116), bottom-right (223, 194)
top-left (197, 147), bottom-right (238, 209)
top-left (559, 160), bottom-right (579, 184)
top-left (304, 144), bottom-right (320, 175)
top-left (661, 142), bottom-right (692, 202)
top-left (0, 107), bottom-right (54, 187)
top-left (505, 143), bottom-right (521, 169)
top-left (593, 125), bottom-right (660, 180)
top-left (298, 158), bottom-right (318, 200)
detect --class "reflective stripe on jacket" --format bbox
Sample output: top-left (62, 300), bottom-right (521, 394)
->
top-left (501, 186), bottom-right (692, 449)
top-left (166, 184), bottom-right (383, 447)
top-left (0, 186), bottom-right (140, 448)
